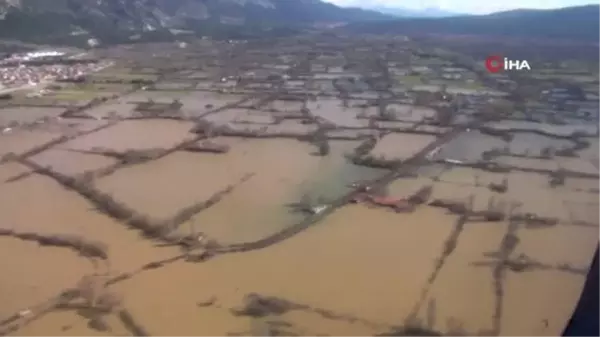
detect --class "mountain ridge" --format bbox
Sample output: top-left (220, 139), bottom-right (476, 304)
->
top-left (0, 1), bottom-right (597, 45)
top-left (0, 0), bottom-right (391, 45)
top-left (357, 5), bottom-right (462, 18)
top-left (343, 5), bottom-right (600, 42)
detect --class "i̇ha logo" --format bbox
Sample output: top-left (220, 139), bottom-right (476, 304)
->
top-left (485, 55), bottom-right (531, 73)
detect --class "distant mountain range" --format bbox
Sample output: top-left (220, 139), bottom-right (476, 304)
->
top-left (0, 1), bottom-right (597, 45)
top-left (344, 5), bottom-right (600, 42)
top-left (357, 5), bottom-right (461, 18)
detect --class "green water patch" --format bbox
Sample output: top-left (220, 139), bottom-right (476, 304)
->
top-left (294, 141), bottom-right (388, 203)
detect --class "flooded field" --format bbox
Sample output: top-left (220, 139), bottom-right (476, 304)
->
top-left (438, 130), bottom-right (506, 162)
top-left (30, 149), bottom-right (117, 176)
top-left (178, 140), bottom-right (382, 244)
top-left (370, 133), bottom-right (437, 160)
top-left (0, 107), bottom-right (65, 126)
top-left (83, 101), bottom-right (135, 119)
top-left (0, 87), bottom-right (597, 337)
top-left (0, 128), bottom-right (63, 158)
top-left (496, 156), bottom-right (559, 171)
top-left (309, 98), bottom-right (367, 127)
top-left (556, 156), bottom-right (599, 175)
top-left (388, 104), bottom-right (436, 122)
top-left (63, 120), bottom-right (196, 152)
top-left (486, 120), bottom-right (597, 136)
top-left (0, 162), bottom-right (30, 182)
top-left (509, 133), bottom-right (573, 155)
top-left (0, 237), bottom-right (92, 319)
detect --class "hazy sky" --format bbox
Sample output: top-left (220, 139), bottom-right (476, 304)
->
top-left (325, 0), bottom-right (598, 14)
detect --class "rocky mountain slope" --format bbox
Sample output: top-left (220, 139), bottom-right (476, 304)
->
top-left (0, 0), bottom-right (389, 44)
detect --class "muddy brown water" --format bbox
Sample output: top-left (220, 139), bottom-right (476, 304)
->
top-left (0, 173), bottom-right (178, 323)
top-left (370, 133), bottom-right (438, 161)
top-left (0, 107), bottom-right (65, 126)
top-left (177, 140), bottom-right (383, 244)
top-left (0, 162), bottom-right (30, 182)
top-left (30, 149), bottom-right (117, 176)
top-left (0, 129), bottom-right (64, 158)
top-left (63, 120), bottom-right (196, 152)
top-left (0, 116), bottom-right (598, 336)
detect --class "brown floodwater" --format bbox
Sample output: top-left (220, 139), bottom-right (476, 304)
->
top-left (30, 149), bottom-right (117, 176)
top-left (0, 238), bottom-right (92, 319)
top-left (0, 174), bottom-right (173, 270)
top-left (95, 137), bottom-right (324, 229)
top-left (507, 171), bottom-right (574, 219)
top-left (383, 170), bottom-right (597, 335)
top-left (501, 270), bottom-right (588, 335)
top-left (370, 133), bottom-right (437, 160)
top-left (565, 176), bottom-right (600, 191)
top-left (96, 145), bottom-right (251, 220)
top-left (0, 173), bottom-right (179, 326)
top-left (0, 162), bottom-right (30, 182)
top-left (17, 204), bottom-right (457, 336)
top-left (63, 120), bottom-right (196, 152)
top-left (1, 115), bottom-right (598, 336)
top-left (83, 101), bottom-right (136, 119)
top-left (0, 107), bottom-right (64, 126)
top-left (413, 221), bottom-right (507, 334)
top-left (555, 178), bottom-right (599, 225)
top-left (178, 140), bottom-right (382, 244)
top-left (0, 129), bottom-right (63, 158)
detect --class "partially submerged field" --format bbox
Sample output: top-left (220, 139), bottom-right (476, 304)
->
top-left (0, 46), bottom-right (598, 337)
top-left (1, 101), bottom-right (596, 336)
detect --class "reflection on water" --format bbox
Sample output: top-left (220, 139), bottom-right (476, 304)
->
top-left (371, 134), bottom-right (437, 160)
top-left (509, 133), bottom-right (572, 155)
top-left (300, 141), bottom-right (386, 201)
top-left (437, 130), bottom-right (506, 162)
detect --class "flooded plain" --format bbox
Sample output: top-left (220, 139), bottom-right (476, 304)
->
top-left (370, 133), bottom-right (437, 160)
top-left (0, 92), bottom-right (598, 337)
top-left (0, 128), bottom-right (63, 158)
top-left (437, 130), bottom-right (506, 162)
top-left (63, 119), bottom-right (196, 152)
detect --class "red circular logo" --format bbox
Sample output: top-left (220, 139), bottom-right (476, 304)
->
top-left (485, 55), bottom-right (503, 73)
